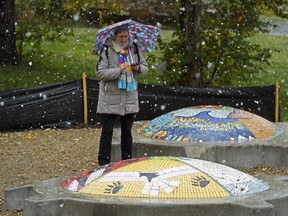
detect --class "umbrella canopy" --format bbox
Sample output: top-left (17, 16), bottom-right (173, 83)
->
top-left (136, 105), bottom-right (281, 143)
top-left (60, 156), bottom-right (269, 199)
top-left (92, 19), bottom-right (161, 55)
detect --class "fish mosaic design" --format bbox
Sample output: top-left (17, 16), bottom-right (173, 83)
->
top-left (136, 105), bottom-right (281, 142)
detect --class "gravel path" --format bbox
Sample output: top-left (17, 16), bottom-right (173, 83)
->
top-left (1, 127), bottom-right (288, 216)
top-left (0, 128), bottom-right (100, 216)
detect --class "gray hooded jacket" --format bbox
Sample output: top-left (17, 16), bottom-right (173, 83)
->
top-left (96, 40), bottom-right (148, 116)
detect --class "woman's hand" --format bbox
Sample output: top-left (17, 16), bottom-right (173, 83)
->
top-left (120, 62), bottom-right (130, 71)
top-left (131, 64), bottom-right (140, 72)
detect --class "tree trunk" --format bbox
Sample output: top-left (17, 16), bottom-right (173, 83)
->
top-left (182, 0), bottom-right (202, 87)
top-left (0, 0), bottom-right (17, 64)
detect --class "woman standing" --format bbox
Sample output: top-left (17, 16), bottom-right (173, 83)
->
top-left (96, 26), bottom-right (148, 166)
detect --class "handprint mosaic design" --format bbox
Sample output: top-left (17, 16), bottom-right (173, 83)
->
top-left (192, 176), bottom-right (210, 188)
top-left (105, 181), bottom-right (123, 194)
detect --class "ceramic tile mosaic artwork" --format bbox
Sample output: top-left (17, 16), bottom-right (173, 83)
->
top-left (60, 157), bottom-right (269, 199)
top-left (136, 105), bottom-right (281, 142)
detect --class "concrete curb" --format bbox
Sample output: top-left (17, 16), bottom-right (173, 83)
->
top-left (4, 175), bottom-right (288, 216)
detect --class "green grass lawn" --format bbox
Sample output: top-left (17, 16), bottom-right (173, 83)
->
top-left (1, 28), bottom-right (288, 120)
top-left (237, 34), bottom-right (288, 121)
top-left (0, 28), bottom-right (97, 90)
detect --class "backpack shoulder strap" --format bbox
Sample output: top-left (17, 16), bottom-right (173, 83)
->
top-left (97, 45), bottom-right (109, 70)
top-left (133, 42), bottom-right (140, 63)
top-left (100, 45), bottom-right (109, 59)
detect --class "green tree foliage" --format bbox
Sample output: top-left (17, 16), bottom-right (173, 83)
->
top-left (15, 0), bottom-right (122, 61)
top-left (159, 0), bottom-right (288, 87)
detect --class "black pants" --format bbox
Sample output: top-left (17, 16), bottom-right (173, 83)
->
top-left (98, 114), bottom-right (134, 166)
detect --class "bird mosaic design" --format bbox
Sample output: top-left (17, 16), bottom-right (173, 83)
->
top-left (60, 156), bottom-right (269, 199)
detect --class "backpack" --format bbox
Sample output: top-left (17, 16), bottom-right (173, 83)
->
top-left (97, 42), bottom-right (140, 70)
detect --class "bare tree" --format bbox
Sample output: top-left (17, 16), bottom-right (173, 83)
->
top-left (0, 0), bottom-right (17, 64)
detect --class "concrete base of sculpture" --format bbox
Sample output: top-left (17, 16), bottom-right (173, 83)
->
top-left (4, 175), bottom-right (288, 216)
top-left (111, 122), bottom-right (288, 169)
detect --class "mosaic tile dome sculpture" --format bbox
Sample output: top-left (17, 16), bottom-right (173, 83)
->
top-left (136, 105), bottom-right (281, 142)
top-left (61, 157), bottom-right (269, 199)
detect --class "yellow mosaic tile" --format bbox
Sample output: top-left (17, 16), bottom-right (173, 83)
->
top-left (80, 159), bottom-right (230, 199)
